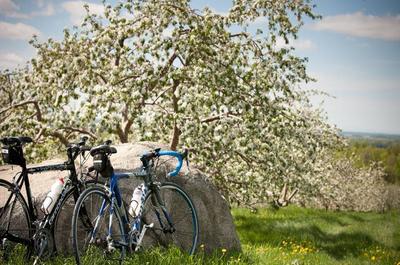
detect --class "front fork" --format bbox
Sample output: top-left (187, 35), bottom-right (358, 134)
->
top-left (150, 183), bottom-right (175, 233)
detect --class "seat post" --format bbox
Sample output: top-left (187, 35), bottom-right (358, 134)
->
top-left (21, 160), bottom-right (36, 220)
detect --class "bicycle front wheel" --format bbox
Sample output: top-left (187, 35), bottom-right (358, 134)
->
top-left (141, 182), bottom-right (199, 255)
top-left (53, 180), bottom-right (103, 255)
top-left (72, 186), bottom-right (126, 265)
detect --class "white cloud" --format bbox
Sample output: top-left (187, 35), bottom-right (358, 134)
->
top-left (0, 0), bottom-right (54, 18)
top-left (275, 37), bottom-right (315, 51)
top-left (0, 0), bottom-right (28, 18)
top-left (32, 3), bottom-right (55, 17)
top-left (0, 21), bottom-right (41, 40)
top-left (62, 1), bottom-right (104, 25)
top-left (310, 11), bottom-right (400, 41)
top-left (0, 52), bottom-right (25, 69)
top-left (35, 0), bottom-right (45, 8)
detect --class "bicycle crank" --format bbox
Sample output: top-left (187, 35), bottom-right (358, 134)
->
top-left (33, 228), bottom-right (54, 265)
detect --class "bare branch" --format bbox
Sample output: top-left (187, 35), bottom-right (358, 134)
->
top-left (229, 32), bottom-right (249, 38)
top-left (234, 151), bottom-right (253, 167)
top-left (49, 131), bottom-right (69, 146)
top-left (112, 74), bottom-right (141, 86)
top-left (200, 111), bottom-right (241, 123)
top-left (0, 99), bottom-right (42, 121)
top-left (177, 55), bottom-right (186, 66)
top-left (61, 127), bottom-right (98, 139)
top-left (0, 100), bottom-right (36, 115)
top-left (34, 128), bottom-right (45, 142)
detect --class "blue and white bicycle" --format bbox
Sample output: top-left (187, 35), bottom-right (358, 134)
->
top-left (71, 141), bottom-right (199, 264)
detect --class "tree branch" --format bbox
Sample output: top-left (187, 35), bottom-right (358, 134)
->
top-left (49, 131), bottom-right (69, 146)
top-left (1, 100), bottom-right (35, 115)
top-left (34, 128), bottom-right (45, 142)
top-left (112, 74), bottom-right (141, 86)
top-left (234, 151), bottom-right (253, 167)
top-left (96, 73), bottom-right (107, 84)
top-left (200, 111), bottom-right (241, 123)
top-left (229, 32), bottom-right (249, 38)
top-left (61, 127), bottom-right (97, 139)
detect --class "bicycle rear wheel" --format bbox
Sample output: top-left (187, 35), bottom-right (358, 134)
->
top-left (72, 186), bottom-right (126, 265)
top-left (141, 182), bottom-right (198, 254)
top-left (0, 179), bottom-right (33, 262)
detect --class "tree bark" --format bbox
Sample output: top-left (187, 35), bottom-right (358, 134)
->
top-left (116, 125), bottom-right (128, 143)
top-left (170, 123), bottom-right (181, 151)
top-left (49, 131), bottom-right (69, 146)
top-left (169, 80), bottom-right (180, 150)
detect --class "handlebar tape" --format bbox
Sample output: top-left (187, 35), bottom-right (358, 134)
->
top-left (157, 150), bottom-right (184, 177)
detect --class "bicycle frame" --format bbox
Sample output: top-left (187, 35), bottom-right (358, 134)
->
top-left (1, 148), bottom-right (90, 248)
top-left (87, 149), bottom-right (187, 252)
top-left (91, 170), bottom-right (173, 250)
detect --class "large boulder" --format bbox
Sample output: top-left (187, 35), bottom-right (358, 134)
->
top-left (0, 142), bottom-right (241, 254)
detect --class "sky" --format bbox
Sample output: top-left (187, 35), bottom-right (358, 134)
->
top-left (0, 0), bottom-right (399, 135)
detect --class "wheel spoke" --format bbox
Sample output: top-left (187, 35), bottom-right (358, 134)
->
top-left (141, 183), bottom-right (198, 254)
top-left (0, 181), bottom-right (32, 261)
top-left (72, 187), bottom-right (126, 264)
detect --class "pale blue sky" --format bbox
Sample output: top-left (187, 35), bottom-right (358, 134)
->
top-left (0, 0), bottom-right (399, 134)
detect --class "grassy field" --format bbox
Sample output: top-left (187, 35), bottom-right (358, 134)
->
top-left (233, 206), bottom-right (399, 265)
top-left (5, 206), bottom-right (400, 265)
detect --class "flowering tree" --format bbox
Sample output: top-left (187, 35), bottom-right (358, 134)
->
top-left (1, 0), bottom-right (346, 205)
top-left (299, 151), bottom-right (389, 212)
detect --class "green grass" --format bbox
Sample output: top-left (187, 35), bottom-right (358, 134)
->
top-left (233, 206), bottom-right (400, 265)
top-left (3, 206), bottom-right (400, 265)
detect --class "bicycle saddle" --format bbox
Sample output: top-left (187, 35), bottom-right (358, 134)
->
top-left (0, 136), bottom-right (33, 145)
top-left (90, 144), bottom-right (117, 156)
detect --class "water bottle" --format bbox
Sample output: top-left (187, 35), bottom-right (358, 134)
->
top-left (128, 184), bottom-right (144, 217)
top-left (41, 178), bottom-right (64, 215)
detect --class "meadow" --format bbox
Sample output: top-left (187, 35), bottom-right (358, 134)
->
top-left (6, 206), bottom-right (399, 265)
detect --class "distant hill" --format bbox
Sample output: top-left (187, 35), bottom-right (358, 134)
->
top-left (341, 131), bottom-right (400, 142)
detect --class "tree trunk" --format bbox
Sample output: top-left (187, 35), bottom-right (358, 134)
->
top-left (116, 118), bottom-right (133, 143)
top-left (116, 125), bottom-right (128, 143)
top-left (169, 80), bottom-right (180, 150)
top-left (170, 123), bottom-right (181, 150)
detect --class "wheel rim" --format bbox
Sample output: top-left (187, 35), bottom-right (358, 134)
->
top-left (0, 181), bottom-right (32, 260)
top-left (73, 188), bottom-right (125, 264)
top-left (53, 181), bottom-right (102, 255)
top-left (141, 184), bottom-right (198, 254)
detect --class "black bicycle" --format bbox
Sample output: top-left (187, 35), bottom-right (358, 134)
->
top-left (0, 136), bottom-right (100, 264)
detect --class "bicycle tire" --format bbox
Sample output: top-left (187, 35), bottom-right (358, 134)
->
top-left (141, 182), bottom-right (199, 255)
top-left (0, 179), bottom-right (33, 262)
top-left (72, 185), bottom-right (126, 265)
top-left (53, 180), bottom-right (103, 256)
